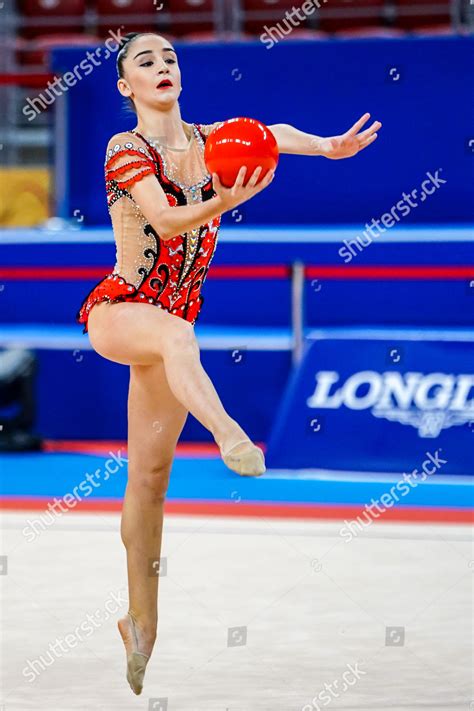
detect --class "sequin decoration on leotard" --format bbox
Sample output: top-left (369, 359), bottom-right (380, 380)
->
top-left (76, 120), bottom-right (224, 334)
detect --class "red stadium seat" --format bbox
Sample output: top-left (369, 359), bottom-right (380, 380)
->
top-left (317, 0), bottom-right (385, 32)
top-left (411, 24), bottom-right (456, 36)
top-left (181, 30), bottom-right (218, 41)
top-left (394, 0), bottom-right (451, 30)
top-left (168, 0), bottom-right (216, 36)
top-left (95, 0), bottom-right (162, 37)
top-left (335, 27), bottom-right (405, 39)
top-left (277, 28), bottom-right (328, 40)
top-left (16, 33), bottom-right (100, 67)
top-left (240, 0), bottom-right (310, 36)
top-left (18, 0), bottom-right (86, 39)
top-left (183, 30), bottom-right (262, 43)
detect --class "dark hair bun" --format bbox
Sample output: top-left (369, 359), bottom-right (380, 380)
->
top-left (121, 32), bottom-right (140, 46)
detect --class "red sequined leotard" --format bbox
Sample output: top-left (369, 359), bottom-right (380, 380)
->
top-left (76, 120), bottom-right (223, 334)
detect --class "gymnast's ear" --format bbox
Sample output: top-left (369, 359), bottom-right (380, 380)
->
top-left (117, 77), bottom-right (132, 99)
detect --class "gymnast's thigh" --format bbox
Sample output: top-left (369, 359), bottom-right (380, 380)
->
top-left (87, 301), bottom-right (198, 366)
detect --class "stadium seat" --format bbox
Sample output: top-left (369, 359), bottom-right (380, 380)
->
top-left (317, 0), bottom-right (385, 32)
top-left (394, 0), bottom-right (451, 30)
top-left (95, 0), bottom-right (163, 37)
top-left (283, 28), bottom-right (328, 39)
top-left (240, 0), bottom-right (310, 36)
top-left (181, 30), bottom-right (217, 41)
top-left (335, 27), bottom-right (405, 39)
top-left (18, 0), bottom-right (86, 38)
top-left (411, 24), bottom-right (456, 36)
top-left (182, 30), bottom-right (246, 42)
top-left (262, 27), bottom-right (329, 41)
top-left (16, 33), bottom-right (100, 67)
top-left (168, 0), bottom-right (216, 36)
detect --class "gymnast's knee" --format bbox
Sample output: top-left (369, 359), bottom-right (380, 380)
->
top-left (128, 462), bottom-right (173, 503)
top-left (160, 318), bottom-right (199, 357)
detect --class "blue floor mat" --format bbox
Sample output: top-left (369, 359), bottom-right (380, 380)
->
top-left (0, 451), bottom-right (472, 509)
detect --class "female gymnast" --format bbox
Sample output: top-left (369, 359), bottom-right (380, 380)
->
top-left (76, 31), bottom-right (381, 695)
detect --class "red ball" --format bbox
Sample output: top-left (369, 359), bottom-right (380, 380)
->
top-left (204, 117), bottom-right (279, 189)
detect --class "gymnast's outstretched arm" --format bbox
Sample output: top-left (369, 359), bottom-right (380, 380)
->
top-left (269, 112), bottom-right (382, 159)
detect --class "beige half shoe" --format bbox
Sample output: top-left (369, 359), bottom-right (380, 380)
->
top-left (118, 613), bottom-right (150, 695)
top-left (221, 438), bottom-right (266, 476)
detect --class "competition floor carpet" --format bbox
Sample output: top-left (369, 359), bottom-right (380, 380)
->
top-left (0, 445), bottom-right (472, 709)
top-left (0, 442), bottom-right (472, 523)
top-left (1, 512), bottom-right (472, 710)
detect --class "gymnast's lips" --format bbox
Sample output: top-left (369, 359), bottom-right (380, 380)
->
top-left (156, 79), bottom-right (173, 89)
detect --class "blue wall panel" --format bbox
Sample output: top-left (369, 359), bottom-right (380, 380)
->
top-left (1, 231), bottom-right (473, 327)
top-left (51, 37), bottom-right (474, 226)
top-left (34, 348), bottom-right (291, 442)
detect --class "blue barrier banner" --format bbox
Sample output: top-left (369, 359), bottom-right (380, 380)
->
top-left (266, 337), bottom-right (474, 475)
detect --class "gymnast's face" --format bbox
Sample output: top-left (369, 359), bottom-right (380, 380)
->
top-left (118, 34), bottom-right (182, 112)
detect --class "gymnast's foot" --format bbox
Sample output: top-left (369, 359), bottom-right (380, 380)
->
top-left (117, 612), bottom-right (156, 695)
top-left (218, 432), bottom-right (266, 477)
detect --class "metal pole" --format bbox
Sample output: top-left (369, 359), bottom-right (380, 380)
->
top-left (291, 260), bottom-right (305, 367)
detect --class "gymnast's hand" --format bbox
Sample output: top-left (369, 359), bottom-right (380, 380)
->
top-left (212, 165), bottom-right (275, 211)
top-left (318, 113), bottom-right (382, 160)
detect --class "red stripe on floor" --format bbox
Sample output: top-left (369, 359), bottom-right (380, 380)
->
top-left (1, 497), bottom-right (472, 524)
top-left (42, 440), bottom-right (226, 457)
top-left (42, 440), bottom-right (267, 457)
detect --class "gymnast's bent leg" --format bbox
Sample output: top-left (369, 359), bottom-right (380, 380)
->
top-left (87, 300), bottom-right (264, 475)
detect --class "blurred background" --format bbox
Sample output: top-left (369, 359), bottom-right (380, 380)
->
top-left (1, 5), bottom-right (473, 709)
top-left (0, 0), bottom-right (473, 498)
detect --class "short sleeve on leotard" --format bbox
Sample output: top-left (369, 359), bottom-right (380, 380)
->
top-left (196, 121), bottom-right (225, 137)
top-left (104, 132), bottom-right (156, 192)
